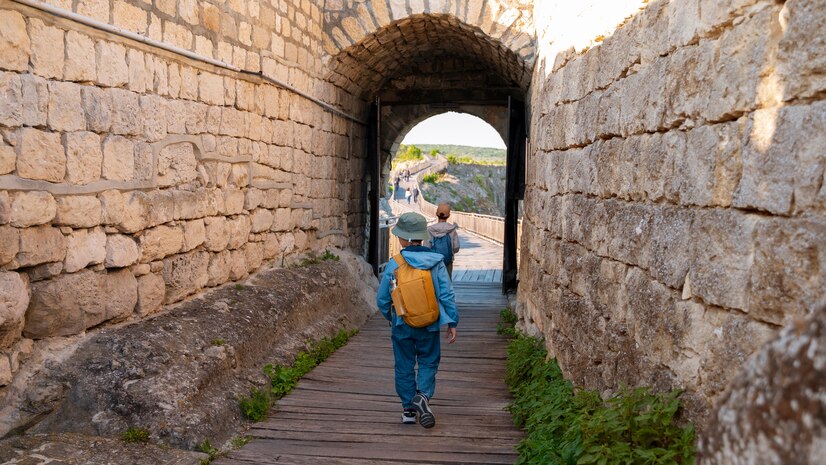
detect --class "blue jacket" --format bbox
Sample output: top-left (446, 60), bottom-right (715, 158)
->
top-left (377, 245), bottom-right (459, 331)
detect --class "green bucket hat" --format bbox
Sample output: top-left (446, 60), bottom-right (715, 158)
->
top-left (392, 212), bottom-right (429, 241)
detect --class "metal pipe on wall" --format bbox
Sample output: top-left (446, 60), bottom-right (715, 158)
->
top-left (9, 0), bottom-right (367, 125)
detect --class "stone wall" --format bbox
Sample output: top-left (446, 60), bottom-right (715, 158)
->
top-left (519, 0), bottom-right (826, 427)
top-left (0, 0), bottom-right (367, 391)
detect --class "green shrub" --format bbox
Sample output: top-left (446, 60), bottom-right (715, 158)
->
top-left (197, 439), bottom-right (222, 464)
top-left (121, 427), bottom-right (150, 443)
top-left (293, 249), bottom-right (340, 267)
top-left (238, 388), bottom-right (272, 421)
top-left (497, 308), bottom-right (518, 338)
top-left (393, 145), bottom-right (424, 168)
top-left (240, 329), bottom-right (358, 422)
top-left (231, 435), bottom-right (253, 448)
top-left (422, 172), bottom-right (442, 184)
top-left (505, 332), bottom-right (696, 465)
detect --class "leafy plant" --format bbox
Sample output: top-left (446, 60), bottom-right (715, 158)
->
top-left (238, 388), bottom-right (272, 421)
top-left (198, 439), bottom-right (222, 464)
top-left (121, 427), bottom-right (150, 443)
top-left (211, 338), bottom-right (225, 346)
top-left (239, 329), bottom-right (358, 421)
top-left (231, 435), bottom-right (253, 448)
top-left (422, 172), bottom-right (443, 184)
top-left (497, 308), bottom-right (518, 338)
top-left (505, 333), bottom-right (696, 465)
top-left (293, 249), bottom-right (340, 267)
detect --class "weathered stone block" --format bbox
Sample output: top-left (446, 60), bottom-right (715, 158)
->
top-left (0, 10), bottom-right (30, 72)
top-left (16, 127), bottom-right (65, 183)
top-left (102, 135), bottom-right (135, 181)
top-left (206, 250), bottom-right (230, 286)
top-left (203, 216), bottom-right (230, 252)
top-left (0, 272), bottom-right (29, 349)
top-left (0, 72), bottom-right (22, 128)
top-left (105, 233), bottom-right (139, 268)
top-left (139, 225), bottom-right (183, 262)
top-left (96, 41), bottom-right (128, 87)
top-left (55, 195), bottom-right (101, 228)
top-left (228, 248), bottom-right (248, 281)
top-left (64, 31), bottom-right (96, 82)
top-left (777, 0), bottom-right (826, 101)
top-left (140, 94), bottom-right (167, 141)
top-left (64, 227), bottom-right (106, 273)
top-left (222, 189), bottom-right (245, 215)
top-left (199, 72), bottom-right (224, 105)
top-left (10, 191), bottom-right (56, 227)
top-left (272, 208), bottom-right (292, 231)
top-left (732, 109), bottom-right (795, 214)
top-left (172, 189), bottom-right (218, 220)
top-left (29, 19), bottom-right (64, 79)
top-left (227, 215), bottom-right (251, 249)
top-left (0, 144), bottom-right (14, 175)
top-left (77, 0), bottom-right (109, 21)
top-left (136, 272), bottom-right (164, 316)
top-left (157, 142), bottom-right (197, 187)
top-left (181, 219), bottom-right (206, 252)
top-left (27, 261), bottom-right (63, 282)
top-left (748, 217), bottom-right (826, 325)
top-left (24, 269), bottom-right (137, 338)
top-left (250, 208), bottom-right (274, 233)
top-left (161, 250), bottom-right (209, 303)
top-left (0, 225), bottom-right (19, 266)
top-left (111, 89), bottom-right (143, 135)
top-left (113, 0), bottom-right (148, 34)
top-left (16, 225), bottom-right (66, 268)
top-left (81, 86), bottom-right (113, 132)
top-left (120, 191), bottom-right (151, 232)
top-left (689, 210), bottom-right (758, 311)
top-left (64, 131), bottom-right (103, 185)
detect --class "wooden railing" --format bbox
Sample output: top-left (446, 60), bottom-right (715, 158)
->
top-left (392, 156), bottom-right (521, 247)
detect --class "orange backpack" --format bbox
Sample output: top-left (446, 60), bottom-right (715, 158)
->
top-left (390, 253), bottom-right (440, 328)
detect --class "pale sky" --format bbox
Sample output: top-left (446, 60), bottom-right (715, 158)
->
top-left (400, 112), bottom-right (506, 149)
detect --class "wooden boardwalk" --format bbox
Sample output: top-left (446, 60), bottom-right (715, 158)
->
top-left (451, 231), bottom-right (503, 284)
top-left (216, 278), bottom-right (520, 464)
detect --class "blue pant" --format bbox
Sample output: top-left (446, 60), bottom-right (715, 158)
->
top-left (391, 324), bottom-right (441, 409)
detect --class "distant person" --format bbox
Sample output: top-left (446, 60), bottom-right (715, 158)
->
top-left (426, 203), bottom-right (460, 280)
top-left (405, 188), bottom-right (412, 204)
top-left (412, 186), bottom-right (419, 205)
top-left (404, 169), bottom-right (410, 181)
top-left (376, 212), bottom-right (458, 428)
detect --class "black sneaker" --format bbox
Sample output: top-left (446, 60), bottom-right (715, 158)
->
top-left (401, 408), bottom-right (416, 424)
top-left (412, 393), bottom-right (435, 428)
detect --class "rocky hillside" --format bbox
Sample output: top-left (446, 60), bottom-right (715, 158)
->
top-left (420, 163), bottom-right (506, 216)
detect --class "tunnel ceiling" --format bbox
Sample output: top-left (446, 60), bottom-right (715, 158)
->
top-left (327, 14), bottom-right (532, 101)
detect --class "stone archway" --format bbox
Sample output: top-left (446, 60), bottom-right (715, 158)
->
top-left (321, 6), bottom-right (533, 275)
top-left (380, 105), bottom-right (508, 180)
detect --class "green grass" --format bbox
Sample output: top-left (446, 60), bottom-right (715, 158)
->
top-left (422, 172), bottom-right (444, 184)
top-left (502, 314), bottom-right (695, 465)
top-left (497, 308), bottom-right (518, 338)
top-left (392, 145), bottom-right (424, 169)
top-left (231, 435), bottom-right (253, 448)
top-left (239, 329), bottom-right (358, 422)
top-left (197, 439), bottom-right (222, 464)
top-left (121, 427), bottom-right (150, 443)
top-left (211, 338), bottom-right (225, 346)
top-left (292, 249), bottom-right (341, 267)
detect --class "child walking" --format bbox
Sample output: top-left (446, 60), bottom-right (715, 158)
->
top-left (426, 203), bottom-right (460, 280)
top-left (377, 212), bottom-right (458, 428)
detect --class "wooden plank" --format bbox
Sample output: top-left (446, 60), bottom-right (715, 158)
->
top-left (215, 259), bottom-right (522, 465)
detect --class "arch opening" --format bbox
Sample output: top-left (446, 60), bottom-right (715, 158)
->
top-left (331, 13), bottom-right (529, 289)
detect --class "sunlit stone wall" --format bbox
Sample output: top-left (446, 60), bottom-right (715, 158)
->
top-left (520, 0), bottom-right (826, 430)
